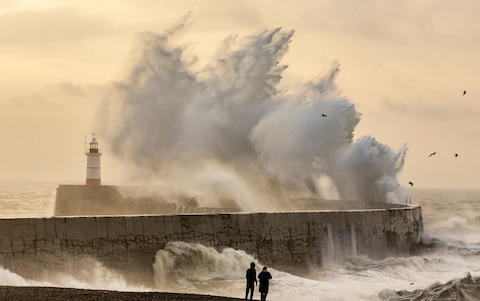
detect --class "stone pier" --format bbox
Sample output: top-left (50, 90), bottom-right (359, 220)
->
top-left (0, 204), bottom-right (422, 287)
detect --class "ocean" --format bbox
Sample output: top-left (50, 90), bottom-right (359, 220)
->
top-left (0, 179), bottom-right (479, 301)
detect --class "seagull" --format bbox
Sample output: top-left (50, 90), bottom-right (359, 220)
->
top-left (454, 153), bottom-right (459, 157)
top-left (428, 152), bottom-right (437, 158)
top-left (321, 114), bottom-right (327, 117)
top-left (408, 181), bottom-right (414, 187)
top-left (463, 90), bottom-right (467, 95)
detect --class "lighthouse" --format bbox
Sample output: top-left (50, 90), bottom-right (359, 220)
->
top-left (85, 134), bottom-right (102, 185)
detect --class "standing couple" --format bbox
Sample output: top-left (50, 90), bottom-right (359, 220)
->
top-left (245, 262), bottom-right (272, 301)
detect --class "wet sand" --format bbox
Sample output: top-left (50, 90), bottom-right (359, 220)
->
top-left (0, 286), bottom-right (245, 301)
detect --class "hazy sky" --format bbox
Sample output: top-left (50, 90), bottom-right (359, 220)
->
top-left (1, 0), bottom-right (479, 189)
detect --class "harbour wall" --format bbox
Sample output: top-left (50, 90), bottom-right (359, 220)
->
top-left (0, 205), bottom-right (423, 287)
top-left (54, 185), bottom-right (240, 215)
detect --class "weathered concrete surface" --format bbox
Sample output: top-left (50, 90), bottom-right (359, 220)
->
top-left (54, 185), bottom-right (239, 216)
top-left (0, 205), bottom-right (422, 287)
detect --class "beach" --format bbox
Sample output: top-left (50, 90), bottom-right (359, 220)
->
top-left (0, 286), bottom-right (244, 301)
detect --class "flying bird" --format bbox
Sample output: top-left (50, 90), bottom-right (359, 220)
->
top-left (454, 153), bottom-right (459, 157)
top-left (428, 152), bottom-right (437, 158)
top-left (408, 181), bottom-right (414, 187)
top-left (321, 114), bottom-right (327, 117)
top-left (463, 90), bottom-right (467, 95)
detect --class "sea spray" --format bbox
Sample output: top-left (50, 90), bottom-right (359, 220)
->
top-left (0, 267), bottom-right (37, 286)
top-left (97, 22), bottom-right (408, 210)
top-left (152, 241), bottom-right (333, 299)
top-left (50, 257), bottom-right (134, 292)
top-left (151, 241), bottom-right (480, 300)
top-left (0, 256), bottom-right (139, 292)
top-left (152, 241), bottom-right (257, 294)
top-left (379, 272), bottom-right (480, 301)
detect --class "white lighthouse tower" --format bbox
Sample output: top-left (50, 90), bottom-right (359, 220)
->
top-left (85, 134), bottom-right (102, 185)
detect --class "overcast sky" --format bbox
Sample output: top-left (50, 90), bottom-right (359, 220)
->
top-left (1, 0), bottom-right (479, 189)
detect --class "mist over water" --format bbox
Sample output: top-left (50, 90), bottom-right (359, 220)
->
top-left (98, 23), bottom-right (408, 210)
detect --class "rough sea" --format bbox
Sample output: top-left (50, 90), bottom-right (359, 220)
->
top-left (0, 179), bottom-right (479, 301)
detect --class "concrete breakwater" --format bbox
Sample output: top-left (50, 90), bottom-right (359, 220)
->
top-left (54, 185), bottom-right (240, 215)
top-left (0, 205), bottom-right (423, 287)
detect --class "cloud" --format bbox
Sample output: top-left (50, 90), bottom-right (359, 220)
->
top-left (46, 81), bottom-right (89, 99)
top-left (0, 0), bottom-right (15, 9)
top-left (0, 7), bottom-right (116, 46)
top-left (0, 81), bottom-right (107, 181)
top-left (380, 98), bottom-right (480, 124)
top-left (120, 0), bottom-right (265, 30)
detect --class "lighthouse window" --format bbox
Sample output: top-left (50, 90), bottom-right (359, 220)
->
top-left (90, 143), bottom-right (98, 153)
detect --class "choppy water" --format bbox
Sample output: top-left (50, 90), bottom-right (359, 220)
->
top-left (0, 180), bottom-right (479, 301)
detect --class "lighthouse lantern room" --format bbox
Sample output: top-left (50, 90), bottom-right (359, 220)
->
top-left (85, 134), bottom-right (102, 185)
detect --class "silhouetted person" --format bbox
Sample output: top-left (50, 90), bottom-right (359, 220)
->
top-left (463, 90), bottom-right (467, 95)
top-left (258, 266), bottom-right (272, 301)
top-left (245, 262), bottom-right (257, 300)
top-left (455, 153), bottom-right (459, 157)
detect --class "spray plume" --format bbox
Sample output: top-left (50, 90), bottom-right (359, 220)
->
top-left (98, 21), bottom-right (408, 211)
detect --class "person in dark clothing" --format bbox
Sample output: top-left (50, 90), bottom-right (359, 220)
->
top-left (258, 266), bottom-right (272, 301)
top-left (245, 262), bottom-right (257, 300)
